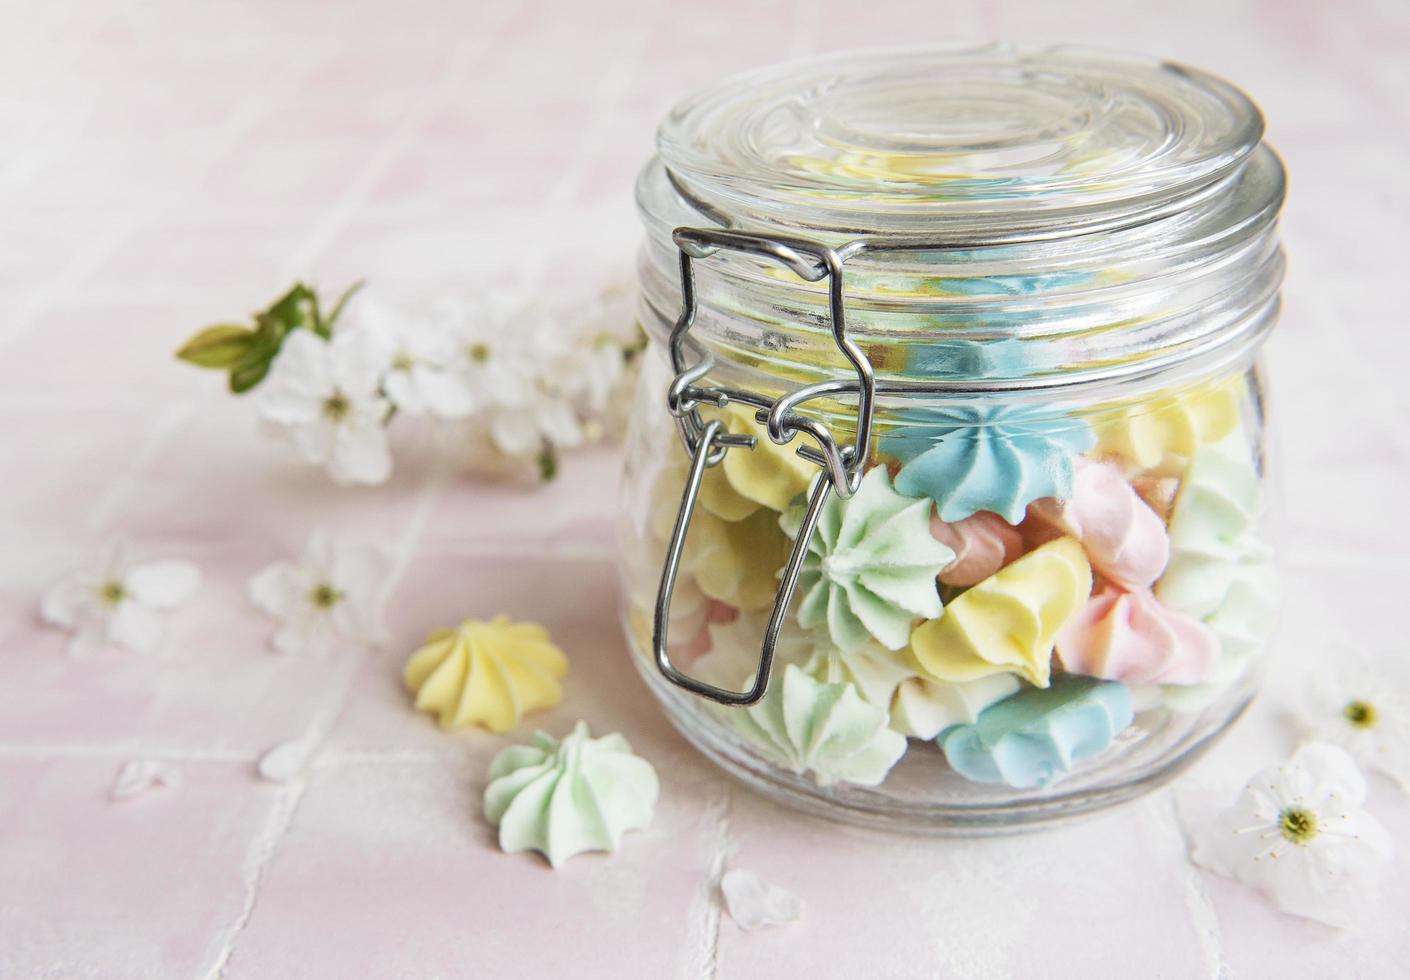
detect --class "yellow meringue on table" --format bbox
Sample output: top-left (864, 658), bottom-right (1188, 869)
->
top-left (404, 615), bottom-right (568, 734)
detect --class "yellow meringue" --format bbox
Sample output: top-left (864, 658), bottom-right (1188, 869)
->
top-left (705, 403), bottom-right (815, 514)
top-left (1091, 376), bottom-right (1245, 474)
top-left (404, 616), bottom-right (568, 733)
top-left (910, 537), bottom-right (1092, 688)
top-left (690, 507), bottom-right (791, 611)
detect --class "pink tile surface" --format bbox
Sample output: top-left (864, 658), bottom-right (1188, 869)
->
top-left (2, 0), bottom-right (1409, 976)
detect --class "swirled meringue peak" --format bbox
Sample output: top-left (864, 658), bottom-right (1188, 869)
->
top-left (881, 403), bottom-right (1094, 524)
top-left (731, 664), bottom-right (907, 787)
top-left (1027, 457), bottom-right (1170, 589)
top-left (404, 616), bottom-right (567, 734)
top-left (939, 676), bottom-right (1134, 788)
top-left (484, 722), bottom-right (659, 867)
top-left (930, 510), bottom-right (1025, 587)
top-left (910, 537), bottom-right (1092, 687)
top-left (782, 467), bottom-right (953, 653)
top-left (1056, 585), bottom-right (1219, 685)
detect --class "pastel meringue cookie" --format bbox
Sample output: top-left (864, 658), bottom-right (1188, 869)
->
top-left (691, 610), bottom-right (814, 694)
top-left (939, 676), bottom-right (1134, 788)
top-left (1160, 559), bottom-right (1279, 712)
top-left (706, 402), bottom-right (816, 514)
top-left (484, 721), bottom-right (659, 867)
top-left (1027, 457), bottom-right (1170, 589)
top-left (930, 510), bottom-right (1025, 587)
top-left (782, 467), bottom-right (953, 653)
top-left (1055, 585), bottom-right (1219, 685)
top-left (910, 537), bottom-right (1093, 688)
top-left (803, 642), bottom-right (918, 713)
top-left (880, 403), bottom-right (1095, 524)
top-left (1155, 441), bottom-right (1269, 618)
top-left (690, 507), bottom-right (792, 612)
top-left (1091, 376), bottom-right (1244, 474)
top-left (890, 670), bottom-right (1021, 740)
top-left (404, 616), bottom-right (568, 733)
top-left (730, 664), bottom-right (907, 787)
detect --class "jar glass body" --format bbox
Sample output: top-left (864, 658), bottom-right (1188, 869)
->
top-left (617, 46), bottom-right (1283, 833)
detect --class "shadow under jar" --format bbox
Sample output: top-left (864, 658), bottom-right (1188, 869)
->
top-left (618, 45), bottom-right (1284, 834)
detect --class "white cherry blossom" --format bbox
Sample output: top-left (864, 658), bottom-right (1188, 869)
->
top-left (249, 528), bottom-right (394, 657)
top-left (355, 298), bottom-right (473, 420)
top-left (40, 540), bottom-right (200, 658)
top-left (1300, 650), bottom-right (1410, 793)
top-left (1192, 743), bottom-right (1392, 927)
top-left (256, 329), bottom-right (392, 485)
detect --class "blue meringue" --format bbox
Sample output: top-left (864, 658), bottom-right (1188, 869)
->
top-left (938, 676), bottom-right (1133, 788)
top-left (880, 403), bottom-right (1095, 524)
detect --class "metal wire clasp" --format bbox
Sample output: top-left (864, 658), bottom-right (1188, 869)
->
top-left (652, 227), bottom-right (877, 706)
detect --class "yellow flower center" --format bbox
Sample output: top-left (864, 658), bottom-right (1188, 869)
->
top-left (100, 580), bottom-right (127, 606)
top-left (1344, 699), bottom-right (1377, 729)
top-left (322, 392), bottom-right (351, 421)
top-left (308, 583), bottom-right (343, 609)
top-left (468, 343), bottom-right (490, 364)
top-left (391, 352), bottom-right (415, 372)
top-left (1278, 806), bottom-right (1319, 845)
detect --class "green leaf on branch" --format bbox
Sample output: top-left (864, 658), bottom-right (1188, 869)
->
top-left (175, 324), bottom-right (257, 368)
top-left (175, 279), bottom-right (365, 395)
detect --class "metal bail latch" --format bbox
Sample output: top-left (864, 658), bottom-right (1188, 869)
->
top-left (652, 227), bottom-right (877, 706)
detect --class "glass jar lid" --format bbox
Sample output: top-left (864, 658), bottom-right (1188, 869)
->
top-left (636, 44), bottom-right (1286, 408)
top-left (658, 44), bottom-right (1266, 238)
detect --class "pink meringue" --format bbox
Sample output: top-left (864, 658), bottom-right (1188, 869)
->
top-left (929, 510), bottom-right (1025, 586)
top-left (1027, 458), bottom-right (1169, 589)
top-left (1055, 585), bottom-right (1219, 685)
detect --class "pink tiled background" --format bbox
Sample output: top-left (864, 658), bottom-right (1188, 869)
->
top-left (1, 1), bottom-right (1407, 977)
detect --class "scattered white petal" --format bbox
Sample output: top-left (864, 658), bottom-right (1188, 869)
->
top-left (111, 760), bottom-right (181, 801)
top-left (1191, 743), bottom-right (1392, 928)
top-left (249, 528), bottom-right (395, 657)
top-left (39, 542), bottom-right (200, 657)
top-left (1299, 649), bottom-right (1410, 793)
top-left (257, 739), bottom-right (312, 783)
top-left (721, 868), bottom-right (804, 931)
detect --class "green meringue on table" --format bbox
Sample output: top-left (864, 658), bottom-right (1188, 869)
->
top-left (731, 664), bottom-right (907, 787)
top-left (781, 467), bottom-right (954, 653)
top-left (484, 721), bottom-right (659, 867)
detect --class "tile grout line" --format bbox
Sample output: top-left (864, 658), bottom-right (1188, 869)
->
top-left (203, 458), bottom-right (452, 977)
top-left (682, 782), bottom-right (733, 980)
top-left (1158, 792), bottom-right (1227, 979)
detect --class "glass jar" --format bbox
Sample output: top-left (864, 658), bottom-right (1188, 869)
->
top-left (618, 45), bottom-right (1284, 833)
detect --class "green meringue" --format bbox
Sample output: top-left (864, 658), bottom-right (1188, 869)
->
top-left (731, 664), bottom-right (907, 787)
top-left (782, 467), bottom-right (953, 653)
top-left (1155, 438), bottom-right (1278, 709)
top-left (484, 721), bottom-right (659, 867)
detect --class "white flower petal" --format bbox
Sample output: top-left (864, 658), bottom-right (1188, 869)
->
top-left (411, 365), bottom-right (474, 419)
top-left (329, 325), bottom-right (392, 395)
top-left (66, 623), bottom-right (108, 660)
top-left (263, 331), bottom-right (333, 400)
top-left (257, 739), bottom-right (313, 782)
top-left (327, 419), bottom-right (392, 485)
top-left (489, 412), bottom-right (543, 457)
top-left (40, 578), bottom-right (93, 629)
top-left (107, 601), bottom-right (165, 655)
top-left (125, 561), bottom-right (201, 609)
top-left (111, 760), bottom-right (181, 801)
top-left (721, 869), bottom-right (804, 931)
top-left (249, 562), bottom-right (303, 619)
